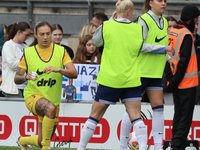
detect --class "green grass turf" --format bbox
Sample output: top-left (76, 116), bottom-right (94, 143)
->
top-left (0, 147), bottom-right (74, 150)
top-left (0, 147), bottom-right (104, 150)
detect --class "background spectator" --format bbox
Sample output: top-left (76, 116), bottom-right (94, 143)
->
top-left (166, 16), bottom-right (177, 34)
top-left (1, 22), bottom-right (31, 97)
top-left (163, 16), bottom-right (178, 105)
top-left (73, 35), bottom-right (101, 64)
top-left (0, 24), bottom-right (6, 96)
top-left (51, 24), bottom-right (74, 60)
top-left (193, 20), bottom-right (200, 105)
top-left (0, 24), bottom-right (5, 56)
top-left (91, 12), bottom-right (108, 54)
top-left (1, 24), bottom-right (8, 41)
top-left (78, 23), bottom-right (97, 41)
top-left (7, 24), bottom-right (13, 35)
top-left (92, 12), bottom-right (109, 27)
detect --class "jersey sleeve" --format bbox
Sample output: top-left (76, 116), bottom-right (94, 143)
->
top-left (18, 54), bottom-right (27, 70)
top-left (73, 86), bottom-right (76, 90)
top-left (63, 49), bottom-right (72, 66)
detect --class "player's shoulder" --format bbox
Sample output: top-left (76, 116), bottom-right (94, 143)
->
top-left (54, 44), bottom-right (66, 56)
top-left (54, 44), bottom-right (65, 50)
top-left (71, 85), bottom-right (76, 89)
top-left (24, 45), bottom-right (35, 51)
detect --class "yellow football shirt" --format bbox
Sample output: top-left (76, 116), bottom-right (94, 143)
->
top-left (19, 43), bottom-right (71, 70)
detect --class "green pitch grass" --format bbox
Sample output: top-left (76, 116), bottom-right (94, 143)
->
top-left (0, 147), bottom-right (75, 150)
top-left (0, 147), bottom-right (104, 150)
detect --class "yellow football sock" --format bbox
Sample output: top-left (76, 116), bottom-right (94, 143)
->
top-left (20, 135), bottom-right (39, 147)
top-left (41, 116), bottom-right (55, 150)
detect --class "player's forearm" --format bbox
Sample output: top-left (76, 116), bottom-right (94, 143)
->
top-left (63, 92), bottom-right (65, 97)
top-left (59, 68), bottom-right (77, 79)
top-left (14, 67), bottom-right (27, 84)
top-left (14, 74), bottom-right (27, 84)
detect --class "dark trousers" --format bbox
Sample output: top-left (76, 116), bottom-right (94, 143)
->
top-left (195, 71), bottom-right (200, 104)
top-left (171, 87), bottom-right (196, 150)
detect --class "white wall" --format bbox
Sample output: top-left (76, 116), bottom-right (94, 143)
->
top-left (0, 100), bottom-right (200, 150)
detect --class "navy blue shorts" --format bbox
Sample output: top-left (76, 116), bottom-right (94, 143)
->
top-left (95, 84), bottom-right (142, 105)
top-left (141, 77), bottom-right (163, 94)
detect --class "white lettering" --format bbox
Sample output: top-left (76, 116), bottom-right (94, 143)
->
top-left (69, 123), bottom-right (79, 137)
top-left (75, 64), bottom-right (99, 76)
top-left (0, 120), bottom-right (4, 134)
top-left (163, 126), bottom-right (170, 140)
top-left (59, 122), bottom-right (68, 136)
top-left (55, 128), bottom-right (59, 136)
top-left (187, 127), bottom-right (192, 140)
top-left (25, 119), bottom-right (36, 135)
top-left (194, 127), bottom-right (200, 141)
top-left (148, 127), bottom-right (153, 140)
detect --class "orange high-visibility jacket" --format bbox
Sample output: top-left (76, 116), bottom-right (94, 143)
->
top-left (168, 27), bottom-right (198, 89)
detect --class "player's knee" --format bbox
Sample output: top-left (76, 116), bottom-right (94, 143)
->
top-left (46, 103), bottom-right (56, 118)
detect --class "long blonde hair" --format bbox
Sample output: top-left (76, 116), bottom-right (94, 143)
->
top-left (78, 23), bottom-right (96, 40)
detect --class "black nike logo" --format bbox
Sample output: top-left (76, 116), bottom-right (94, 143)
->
top-left (36, 69), bottom-right (44, 75)
top-left (155, 35), bottom-right (166, 43)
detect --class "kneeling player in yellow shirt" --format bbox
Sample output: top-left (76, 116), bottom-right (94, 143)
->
top-left (14, 21), bottom-right (77, 150)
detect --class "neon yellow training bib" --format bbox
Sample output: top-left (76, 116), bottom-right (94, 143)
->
top-left (96, 20), bottom-right (143, 88)
top-left (24, 44), bottom-right (64, 105)
top-left (138, 13), bottom-right (168, 78)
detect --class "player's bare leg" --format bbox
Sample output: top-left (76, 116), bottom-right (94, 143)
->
top-left (35, 98), bottom-right (56, 150)
top-left (78, 101), bottom-right (109, 150)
